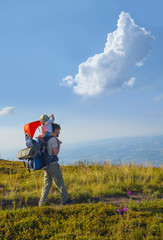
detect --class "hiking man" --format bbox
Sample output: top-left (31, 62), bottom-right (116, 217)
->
top-left (39, 123), bottom-right (71, 206)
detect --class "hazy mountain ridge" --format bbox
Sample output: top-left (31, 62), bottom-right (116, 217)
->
top-left (60, 135), bottom-right (163, 166)
top-left (1, 135), bottom-right (163, 167)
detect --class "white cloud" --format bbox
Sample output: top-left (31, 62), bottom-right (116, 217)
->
top-left (61, 75), bottom-right (74, 87)
top-left (123, 77), bottom-right (136, 88)
top-left (0, 107), bottom-right (18, 117)
top-left (62, 11), bottom-right (154, 97)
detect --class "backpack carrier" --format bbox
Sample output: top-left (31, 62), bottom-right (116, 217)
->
top-left (16, 120), bottom-right (58, 172)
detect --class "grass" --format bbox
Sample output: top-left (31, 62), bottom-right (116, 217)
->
top-left (0, 159), bottom-right (163, 239)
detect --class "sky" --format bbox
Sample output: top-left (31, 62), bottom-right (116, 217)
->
top-left (0, 0), bottom-right (163, 159)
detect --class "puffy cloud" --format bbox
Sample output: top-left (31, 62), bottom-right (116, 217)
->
top-left (0, 107), bottom-right (18, 117)
top-left (62, 75), bottom-right (74, 87)
top-left (62, 12), bottom-right (154, 97)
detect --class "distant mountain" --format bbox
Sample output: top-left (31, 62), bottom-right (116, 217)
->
top-left (1, 135), bottom-right (163, 167)
top-left (59, 135), bottom-right (163, 166)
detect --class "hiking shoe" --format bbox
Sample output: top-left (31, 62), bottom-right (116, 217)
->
top-left (62, 199), bottom-right (73, 205)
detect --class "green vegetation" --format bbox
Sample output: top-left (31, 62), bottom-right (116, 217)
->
top-left (0, 159), bottom-right (163, 239)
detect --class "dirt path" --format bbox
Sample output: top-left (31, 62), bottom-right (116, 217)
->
top-left (1, 192), bottom-right (161, 210)
top-left (71, 192), bottom-right (160, 205)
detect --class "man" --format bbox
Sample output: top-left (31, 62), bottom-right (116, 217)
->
top-left (39, 123), bottom-right (71, 206)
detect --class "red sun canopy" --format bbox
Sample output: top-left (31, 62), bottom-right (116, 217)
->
top-left (24, 120), bottom-right (41, 138)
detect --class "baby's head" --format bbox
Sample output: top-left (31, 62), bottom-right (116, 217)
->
top-left (40, 114), bottom-right (49, 125)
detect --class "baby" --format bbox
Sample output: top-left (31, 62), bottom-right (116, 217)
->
top-left (40, 114), bottom-right (55, 137)
top-left (40, 113), bottom-right (62, 143)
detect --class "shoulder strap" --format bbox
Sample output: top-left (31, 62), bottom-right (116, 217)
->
top-left (45, 135), bottom-right (54, 142)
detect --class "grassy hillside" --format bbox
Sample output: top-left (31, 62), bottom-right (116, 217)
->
top-left (0, 159), bottom-right (162, 239)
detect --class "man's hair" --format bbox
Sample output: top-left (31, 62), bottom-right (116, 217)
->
top-left (52, 123), bottom-right (61, 132)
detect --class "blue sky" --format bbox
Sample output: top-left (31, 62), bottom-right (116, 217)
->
top-left (0, 0), bottom-right (163, 159)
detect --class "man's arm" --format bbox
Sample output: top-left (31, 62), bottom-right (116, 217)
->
top-left (52, 138), bottom-right (61, 156)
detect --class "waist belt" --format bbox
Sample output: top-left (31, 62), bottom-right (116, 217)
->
top-left (49, 155), bottom-right (58, 163)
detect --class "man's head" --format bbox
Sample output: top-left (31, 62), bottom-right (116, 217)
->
top-left (52, 123), bottom-right (61, 137)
